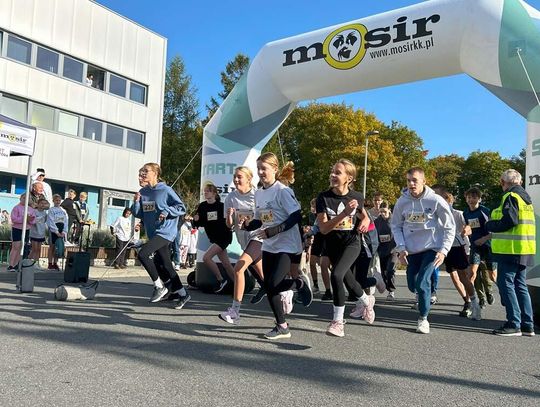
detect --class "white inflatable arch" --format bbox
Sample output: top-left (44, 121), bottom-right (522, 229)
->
top-left (198, 0), bottom-right (540, 309)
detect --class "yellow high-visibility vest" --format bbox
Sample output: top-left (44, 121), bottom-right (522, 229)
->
top-left (491, 191), bottom-right (536, 255)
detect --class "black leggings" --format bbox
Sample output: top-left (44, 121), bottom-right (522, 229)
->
top-left (138, 235), bottom-right (183, 292)
top-left (262, 251), bottom-right (297, 325)
top-left (380, 253), bottom-right (396, 291)
top-left (328, 243), bottom-right (365, 307)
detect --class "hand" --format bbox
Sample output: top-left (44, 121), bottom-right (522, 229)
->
top-left (134, 224), bottom-right (141, 232)
top-left (474, 236), bottom-right (488, 246)
top-left (254, 228), bottom-right (268, 240)
top-left (462, 225), bottom-right (472, 236)
top-left (134, 192), bottom-right (141, 202)
top-left (357, 216), bottom-right (370, 234)
top-left (193, 214), bottom-right (199, 222)
top-left (344, 199), bottom-right (358, 215)
top-left (158, 213), bottom-right (166, 222)
top-left (398, 250), bottom-right (408, 266)
top-left (433, 252), bottom-right (446, 268)
top-left (227, 207), bottom-right (235, 217)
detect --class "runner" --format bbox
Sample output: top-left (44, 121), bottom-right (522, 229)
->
top-left (316, 159), bottom-right (374, 338)
top-left (131, 163), bottom-right (190, 308)
top-left (374, 205), bottom-right (397, 300)
top-left (244, 153), bottom-right (312, 340)
top-left (219, 166), bottom-right (266, 325)
top-left (309, 198), bottom-right (332, 300)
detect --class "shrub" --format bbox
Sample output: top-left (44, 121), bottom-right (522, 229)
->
top-left (89, 228), bottom-right (115, 248)
top-left (0, 225), bottom-right (11, 241)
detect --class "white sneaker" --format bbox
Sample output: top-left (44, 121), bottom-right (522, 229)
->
top-left (326, 320), bottom-right (345, 337)
top-left (416, 317), bottom-right (430, 334)
top-left (219, 307), bottom-right (240, 325)
top-left (430, 294), bottom-right (438, 305)
top-left (470, 302), bottom-right (482, 321)
top-left (280, 290), bottom-right (294, 314)
top-left (386, 291), bottom-right (395, 301)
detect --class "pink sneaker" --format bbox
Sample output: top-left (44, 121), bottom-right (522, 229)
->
top-left (219, 307), bottom-right (240, 325)
top-left (349, 302), bottom-right (365, 319)
top-left (280, 290), bottom-right (294, 314)
top-left (326, 320), bottom-right (345, 337)
top-left (362, 295), bottom-right (376, 324)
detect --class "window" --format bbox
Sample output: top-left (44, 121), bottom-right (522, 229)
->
top-left (63, 56), bottom-right (83, 82)
top-left (110, 198), bottom-right (129, 207)
top-left (58, 111), bottom-right (79, 136)
top-left (83, 118), bottom-right (103, 141)
top-left (109, 74), bottom-right (126, 97)
top-left (0, 174), bottom-right (11, 193)
top-left (1, 95), bottom-right (27, 123)
top-left (130, 83), bottom-right (146, 104)
top-left (31, 103), bottom-right (55, 130)
top-left (106, 124), bottom-right (124, 147)
top-left (50, 182), bottom-right (66, 198)
top-left (127, 130), bottom-right (144, 152)
top-left (87, 65), bottom-right (105, 90)
top-left (14, 177), bottom-right (26, 194)
top-left (36, 46), bottom-right (58, 73)
top-left (7, 35), bottom-right (32, 64)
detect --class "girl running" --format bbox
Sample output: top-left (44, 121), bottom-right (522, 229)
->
top-left (131, 163), bottom-right (190, 308)
top-left (219, 166), bottom-right (266, 324)
top-left (244, 153), bottom-right (312, 340)
top-left (316, 159), bottom-right (375, 337)
top-left (193, 183), bottom-right (235, 293)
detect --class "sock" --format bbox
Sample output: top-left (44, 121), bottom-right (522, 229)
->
top-left (232, 300), bottom-right (241, 313)
top-left (278, 322), bottom-right (288, 329)
top-left (154, 278), bottom-right (164, 288)
top-left (333, 305), bottom-right (345, 322)
top-left (178, 287), bottom-right (187, 296)
top-left (359, 292), bottom-right (369, 306)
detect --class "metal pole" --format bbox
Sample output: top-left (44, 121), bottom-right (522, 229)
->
top-left (362, 130), bottom-right (379, 198)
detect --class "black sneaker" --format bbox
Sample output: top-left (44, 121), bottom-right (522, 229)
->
top-left (164, 292), bottom-right (181, 301)
top-left (487, 293), bottom-right (494, 305)
top-left (174, 293), bottom-right (191, 310)
top-left (321, 289), bottom-right (333, 301)
top-left (296, 274), bottom-right (313, 307)
top-left (214, 279), bottom-right (228, 294)
top-left (521, 326), bottom-right (536, 337)
top-left (492, 324), bottom-right (522, 337)
top-left (250, 287), bottom-right (267, 304)
top-left (479, 299), bottom-right (487, 309)
top-left (149, 286), bottom-right (169, 303)
top-left (6, 266), bottom-right (17, 272)
top-left (459, 302), bottom-right (472, 317)
top-left (264, 324), bottom-right (291, 340)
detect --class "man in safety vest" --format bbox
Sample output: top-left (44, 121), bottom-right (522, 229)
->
top-left (486, 169), bottom-right (536, 337)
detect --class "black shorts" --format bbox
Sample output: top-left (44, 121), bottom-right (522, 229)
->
top-left (50, 223), bottom-right (65, 244)
top-left (310, 233), bottom-right (326, 257)
top-left (444, 245), bottom-right (469, 272)
top-left (211, 237), bottom-right (232, 251)
top-left (11, 228), bottom-right (29, 243)
top-left (30, 237), bottom-right (46, 243)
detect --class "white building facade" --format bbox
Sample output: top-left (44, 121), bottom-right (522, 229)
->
top-left (0, 0), bottom-right (166, 226)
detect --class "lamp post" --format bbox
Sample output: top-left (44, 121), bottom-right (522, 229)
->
top-left (363, 130), bottom-right (379, 198)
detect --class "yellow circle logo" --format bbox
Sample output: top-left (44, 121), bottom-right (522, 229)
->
top-left (323, 23), bottom-right (368, 70)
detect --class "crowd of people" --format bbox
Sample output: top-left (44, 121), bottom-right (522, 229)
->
top-left (130, 157), bottom-right (536, 340)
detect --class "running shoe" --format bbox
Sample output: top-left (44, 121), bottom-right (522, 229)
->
top-left (280, 290), bottom-right (294, 314)
top-left (430, 294), bottom-right (438, 305)
top-left (164, 292), bottom-right (181, 301)
top-left (416, 317), bottom-right (430, 334)
top-left (6, 265), bottom-right (17, 272)
top-left (173, 293), bottom-right (191, 310)
top-left (264, 325), bottom-right (291, 340)
top-left (219, 307), bottom-right (240, 324)
top-left (150, 286), bottom-right (169, 303)
top-left (321, 289), bottom-right (333, 301)
top-left (362, 295), bottom-right (376, 324)
top-left (492, 324), bottom-right (521, 337)
top-left (214, 279), bottom-right (228, 294)
top-left (386, 291), bottom-right (395, 301)
top-left (459, 302), bottom-right (472, 318)
top-left (374, 270), bottom-right (386, 294)
top-left (296, 274), bottom-right (313, 307)
top-left (250, 287), bottom-right (267, 304)
top-left (470, 302), bottom-right (482, 321)
top-left (487, 293), bottom-right (494, 305)
top-left (521, 326), bottom-right (536, 337)
top-left (326, 320), bottom-right (345, 337)
top-left (349, 302), bottom-right (365, 319)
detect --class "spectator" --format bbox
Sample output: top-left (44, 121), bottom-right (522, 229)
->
top-left (29, 198), bottom-right (48, 268)
top-left (8, 193), bottom-right (36, 271)
top-left (29, 181), bottom-right (46, 208)
top-left (61, 189), bottom-right (81, 243)
top-left (32, 169), bottom-right (53, 206)
top-left (85, 73), bottom-right (94, 87)
top-left (111, 208), bottom-right (133, 269)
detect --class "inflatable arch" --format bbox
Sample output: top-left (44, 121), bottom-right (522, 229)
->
top-left (197, 0), bottom-right (540, 314)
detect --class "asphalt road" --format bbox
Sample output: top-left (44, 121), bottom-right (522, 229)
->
top-left (0, 270), bottom-right (538, 406)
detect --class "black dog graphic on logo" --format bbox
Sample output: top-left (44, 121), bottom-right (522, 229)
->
top-left (332, 32), bottom-right (358, 60)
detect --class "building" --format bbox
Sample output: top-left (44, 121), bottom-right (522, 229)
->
top-left (0, 0), bottom-right (166, 227)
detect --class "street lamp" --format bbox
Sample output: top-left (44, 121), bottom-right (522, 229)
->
top-left (363, 130), bottom-right (379, 198)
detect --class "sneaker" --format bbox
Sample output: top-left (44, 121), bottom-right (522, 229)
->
top-left (326, 320), bottom-right (345, 337)
top-left (113, 264), bottom-right (121, 269)
top-left (280, 290), bottom-right (294, 315)
top-left (386, 291), bottom-right (395, 301)
top-left (149, 286), bottom-right (169, 303)
top-left (416, 318), bottom-right (430, 334)
top-left (214, 279), bottom-right (228, 294)
top-left (349, 302), bottom-right (365, 319)
top-left (53, 263), bottom-right (60, 270)
top-left (492, 324), bottom-right (522, 336)
top-left (6, 265), bottom-right (17, 272)
top-left (174, 264), bottom-right (181, 271)
top-left (313, 283), bottom-right (320, 294)
top-left (219, 307), bottom-right (240, 325)
top-left (479, 299), bottom-right (486, 309)
top-left (487, 293), bottom-right (495, 305)
top-left (296, 274), bottom-right (313, 307)
top-left (470, 302), bottom-right (482, 321)
top-left (48, 263), bottom-right (55, 270)
top-left (264, 324), bottom-right (291, 340)
top-left (521, 326), bottom-right (536, 337)
top-left (430, 294), bottom-right (438, 305)
top-left (250, 287), bottom-right (267, 304)
top-left (321, 289), bottom-right (333, 301)
top-left (367, 286), bottom-right (376, 296)
top-left (362, 295), bottom-right (376, 324)
top-left (459, 302), bottom-right (472, 318)
top-left (173, 293), bottom-right (191, 310)
top-left (374, 271), bottom-right (386, 294)
top-left (165, 292), bottom-right (181, 301)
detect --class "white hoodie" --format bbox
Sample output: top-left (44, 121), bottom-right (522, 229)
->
top-left (391, 186), bottom-right (455, 256)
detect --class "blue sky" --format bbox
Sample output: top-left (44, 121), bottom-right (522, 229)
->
top-left (98, 0), bottom-right (540, 159)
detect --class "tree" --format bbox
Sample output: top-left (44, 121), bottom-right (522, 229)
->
top-left (507, 148), bottom-right (526, 178)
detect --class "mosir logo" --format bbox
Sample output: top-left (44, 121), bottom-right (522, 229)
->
top-left (323, 24), bottom-right (367, 70)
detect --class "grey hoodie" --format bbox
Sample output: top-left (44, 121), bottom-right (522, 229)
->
top-left (391, 185), bottom-right (456, 256)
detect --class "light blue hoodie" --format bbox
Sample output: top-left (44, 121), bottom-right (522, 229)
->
top-left (131, 182), bottom-right (186, 242)
top-left (391, 185), bottom-right (455, 256)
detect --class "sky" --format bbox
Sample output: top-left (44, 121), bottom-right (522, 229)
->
top-left (97, 0), bottom-right (540, 159)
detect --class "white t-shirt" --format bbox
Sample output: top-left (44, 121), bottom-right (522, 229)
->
top-left (188, 229), bottom-right (198, 254)
top-left (224, 188), bottom-right (261, 250)
top-left (180, 222), bottom-right (191, 246)
top-left (112, 216), bottom-right (132, 242)
top-left (254, 181), bottom-right (302, 254)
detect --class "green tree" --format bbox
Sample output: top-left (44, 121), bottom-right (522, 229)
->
top-left (507, 148), bottom-right (526, 178)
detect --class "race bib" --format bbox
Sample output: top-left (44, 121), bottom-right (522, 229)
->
top-left (142, 201), bottom-right (156, 212)
top-left (379, 234), bottom-right (391, 243)
top-left (407, 211), bottom-right (426, 223)
top-left (54, 215), bottom-right (64, 222)
top-left (468, 218), bottom-right (480, 228)
top-left (333, 215), bottom-right (354, 231)
top-left (207, 211), bottom-right (218, 221)
top-left (236, 209), bottom-right (254, 224)
top-left (260, 210), bottom-right (274, 225)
